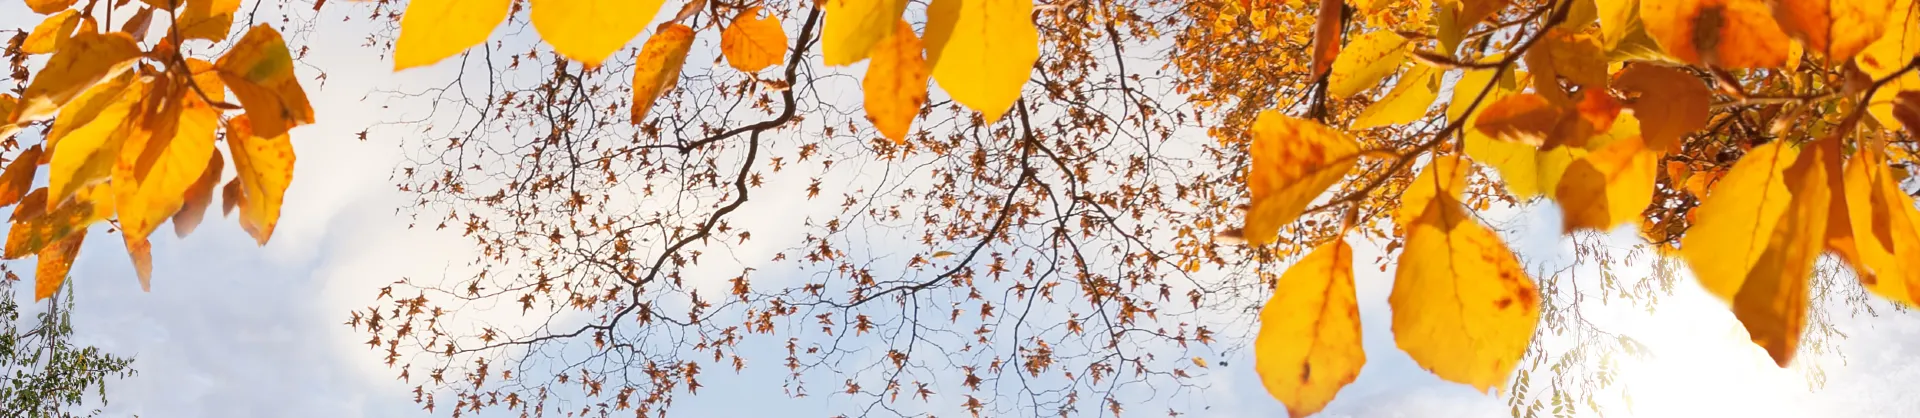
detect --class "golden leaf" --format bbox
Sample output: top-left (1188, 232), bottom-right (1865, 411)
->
top-left (1473, 94), bottom-right (1560, 146)
top-left (1768, 0), bottom-right (1895, 60)
top-left (1612, 65), bottom-right (1710, 152)
top-left (15, 32), bottom-right (142, 123)
top-left (1555, 136), bottom-right (1658, 232)
top-left (216, 25), bottom-right (317, 139)
top-left (1839, 145), bottom-right (1920, 306)
top-left (1328, 30), bottom-right (1411, 99)
top-left (7, 184), bottom-right (113, 260)
top-left (862, 20), bottom-right (930, 144)
top-left (25, 0), bottom-right (76, 14)
top-left (1255, 239), bottom-right (1364, 418)
top-left (175, 0), bottom-right (243, 42)
top-left (924, 0), bottom-right (1039, 121)
top-left (173, 151), bottom-right (225, 238)
top-left (114, 73), bottom-right (220, 243)
top-left (1242, 111), bottom-right (1360, 245)
top-left (531, 0), bottom-right (667, 65)
top-left (822, 0), bottom-right (910, 66)
top-left (0, 146), bottom-right (44, 208)
top-left (393, 0), bottom-right (511, 70)
top-left (721, 7), bottom-right (789, 73)
top-left (33, 233), bottom-right (84, 302)
top-left (630, 24), bottom-right (697, 124)
top-left (1639, 0), bottom-right (1790, 68)
top-left (1391, 155), bottom-right (1540, 393)
top-left (45, 74), bottom-right (143, 209)
top-left (1681, 141), bottom-right (1796, 299)
top-left (21, 9), bottom-right (81, 55)
top-left (1352, 64), bottom-right (1439, 130)
top-left (226, 116), bottom-right (297, 245)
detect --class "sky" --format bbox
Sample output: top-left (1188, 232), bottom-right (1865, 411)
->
top-left (6, 2), bottom-right (1920, 418)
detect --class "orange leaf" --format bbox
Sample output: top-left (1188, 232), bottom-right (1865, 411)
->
top-left (15, 32), bottom-right (141, 123)
top-left (721, 7), bottom-right (789, 73)
top-left (33, 233), bottom-right (84, 302)
top-left (862, 20), bottom-right (929, 144)
top-left (0, 146), bottom-right (44, 208)
top-left (1555, 136), bottom-right (1658, 232)
top-left (173, 151), bottom-right (225, 238)
top-left (1613, 65), bottom-right (1710, 152)
top-left (1640, 0), bottom-right (1790, 68)
top-left (630, 24), bottom-right (697, 124)
top-left (1768, 0), bottom-right (1895, 60)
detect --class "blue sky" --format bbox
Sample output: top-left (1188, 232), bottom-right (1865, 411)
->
top-left (6, 2), bottom-right (1920, 417)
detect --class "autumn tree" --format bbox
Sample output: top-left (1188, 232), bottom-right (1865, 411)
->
top-left (312, 0), bottom-right (1920, 416)
top-left (9, 0), bottom-right (1920, 416)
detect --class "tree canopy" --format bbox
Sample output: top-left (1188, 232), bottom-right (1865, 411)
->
top-left (6, 0), bottom-right (1920, 416)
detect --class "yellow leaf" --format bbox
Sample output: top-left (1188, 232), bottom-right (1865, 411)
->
top-left (46, 74), bottom-right (144, 209)
top-left (721, 7), bottom-right (789, 73)
top-left (0, 94), bottom-right (16, 140)
top-left (531, 0), bottom-right (667, 65)
top-left (1391, 156), bottom-right (1540, 393)
top-left (1437, 0), bottom-right (1513, 53)
top-left (1465, 131), bottom-right (1545, 199)
top-left (114, 75), bottom-right (219, 243)
top-left (1555, 136), bottom-right (1657, 232)
top-left (227, 116), bottom-right (297, 245)
top-left (1679, 141), bottom-right (1797, 300)
top-left (1525, 29), bottom-right (1609, 89)
top-left (393, 0), bottom-right (511, 70)
top-left (1612, 65), bottom-right (1709, 152)
top-left (175, 0), bottom-right (243, 42)
top-left (1328, 31), bottom-right (1410, 99)
top-left (924, 0), bottom-right (1039, 121)
top-left (1192, 357), bottom-right (1209, 368)
top-left (15, 32), bottom-right (142, 124)
top-left (1727, 138), bottom-right (1832, 367)
top-left (1242, 111), bottom-right (1360, 245)
top-left (1840, 147), bottom-right (1920, 306)
top-left (6, 184), bottom-right (113, 259)
top-left (22, 9), bottom-right (81, 55)
top-left (822, 0), bottom-right (910, 65)
top-left (1445, 55), bottom-right (1514, 123)
top-left (1640, 0), bottom-right (1789, 68)
top-left (216, 25), bottom-right (317, 139)
top-left (1859, 0), bottom-right (1920, 130)
top-left (863, 20), bottom-right (930, 144)
top-left (1769, 0), bottom-right (1895, 60)
top-left (930, 250), bottom-right (955, 259)
top-left (1396, 154), bottom-right (1471, 226)
top-left (630, 24), bottom-right (697, 124)
top-left (25, 0), bottom-right (75, 14)
top-left (172, 151), bottom-right (225, 238)
top-left (1352, 64), bottom-right (1439, 130)
top-left (1255, 239), bottom-right (1364, 418)
top-left (1473, 94), bottom-right (1560, 146)
top-left (0, 146), bottom-right (43, 208)
top-left (33, 233), bottom-right (83, 302)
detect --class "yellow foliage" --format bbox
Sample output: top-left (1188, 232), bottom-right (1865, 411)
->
top-left (531, 0), bottom-right (667, 66)
top-left (823, 0), bottom-right (911, 65)
top-left (721, 7), bottom-right (790, 73)
top-left (925, 0), bottom-right (1040, 122)
top-left (1242, 111), bottom-right (1360, 245)
top-left (1639, 0), bottom-right (1789, 68)
top-left (1327, 30), bottom-right (1410, 98)
top-left (630, 24), bottom-right (697, 124)
top-left (1255, 239), bottom-right (1364, 418)
top-left (226, 116), bottom-right (297, 245)
top-left (393, 0), bottom-right (511, 70)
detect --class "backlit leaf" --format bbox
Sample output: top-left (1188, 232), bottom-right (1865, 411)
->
top-left (863, 20), bottom-right (930, 144)
top-left (216, 25), bottom-right (317, 139)
top-left (924, 0), bottom-right (1039, 122)
top-left (16, 32), bottom-right (141, 123)
top-left (1396, 154), bottom-right (1470, 225)
top-left (1859, 0), bottom-right (1920, 130)
top-left (1679, 140), bottom-right (1812, 344)
top-left (531, 0), bottom-right (666, 65)
top-left (114, 74), bottom-right (220, 243)
top-left (1640, 0), bottom-right (1790, 68)
top-left (1392, 155), bottom-right (1540, 393)
top-left (22, 9), bottom-right (80, 55)
top-left (175, 0), bottom-right (243, 42)
top-left (1474, 94), bottom-right (1560, 146)
top-left (822, 0), bottom-right (910, 65)
top-left (227, 116), bottom-right (297, 245)
top-left (1526, 29), bottom-right (1609, 90)
top-left (721, 7), bottom-right (789, 73)
top-left (630, 24), bottom-right (697, 124)
top-left (0, 146), bottom-right (43, 208)
top-left (393, 0), bottom-right (510, 70)
top-left (1725, 138), bottom-right (1832, 367)
top-left (1255, 239), bottom-right (1364, 418)
top-left (1328, 30), bottom-right (1410, 98)
top-left (1352, 64), bottom-right (1439, 130)
top-left (1310, 0), bottom-right (1345, 79)
top-left (1840, 145), bottom-right (1920, 306)
top-left (33, 233), bottom-right (83, 302)
top-left (1555, 136), bottom-right (1657, 232)
top-left (1768, 0), bottom-right (1895, 60)
top-left (46, 74), bottom-right (143, 209)
top-left (7, 184), bottom-right (113, 259)
top-left (1242, 111), bottom-right (1360, 245)
top-left (1612, 65), bottom-right (1710, 152)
